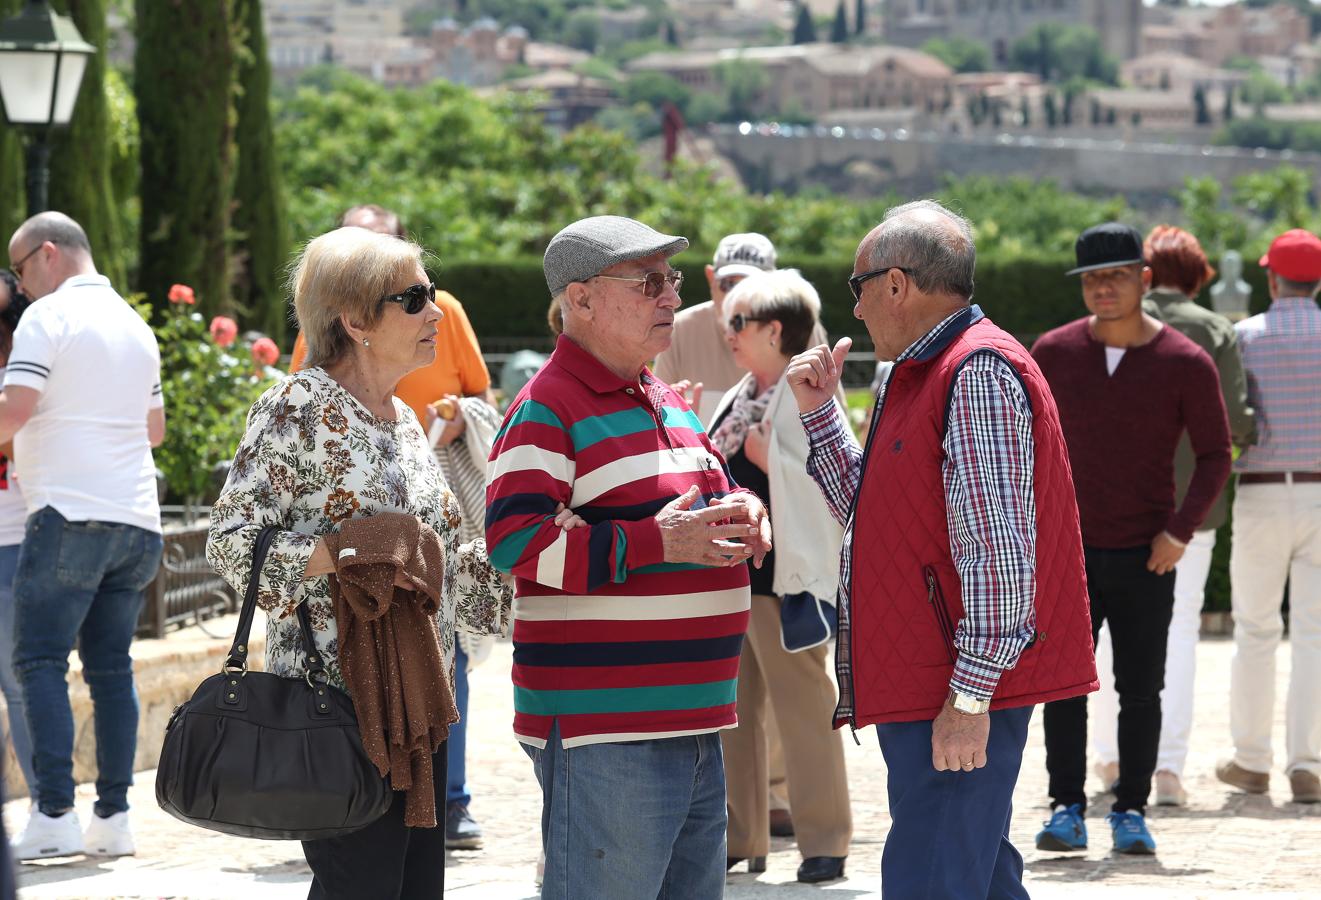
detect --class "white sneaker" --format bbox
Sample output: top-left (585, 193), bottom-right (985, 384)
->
top-left (10, 809), bottom-right (83, 861)
top-left (83, 811), bottom-right (135, 857)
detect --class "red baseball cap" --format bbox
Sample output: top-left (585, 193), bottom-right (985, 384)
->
top-left (1259, 229), bottom-right (1321, 281)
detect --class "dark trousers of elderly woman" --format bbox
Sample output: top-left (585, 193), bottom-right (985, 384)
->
top-left (302, 746), bottom-right (447, 899)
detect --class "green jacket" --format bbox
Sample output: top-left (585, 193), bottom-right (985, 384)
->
top-left (1143, 288), bottom-right (1256, 531)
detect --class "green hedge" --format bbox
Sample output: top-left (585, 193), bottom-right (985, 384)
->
top-left (436, 254), bottom-right (1266, 613)
top-left (436, 255), bottom-right (1274, 348)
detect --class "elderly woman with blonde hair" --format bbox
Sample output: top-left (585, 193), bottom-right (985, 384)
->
top-left (707, 268), bottom-right (855, 884)
top-left (206, 227), bottom-right (518, 898)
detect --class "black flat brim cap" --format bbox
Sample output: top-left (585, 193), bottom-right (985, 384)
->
top-left (1066, 222), bottom-right (1145, 276)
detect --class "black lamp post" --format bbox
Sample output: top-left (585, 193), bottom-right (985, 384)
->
top-left (0, 0), bottom-right (94, 217)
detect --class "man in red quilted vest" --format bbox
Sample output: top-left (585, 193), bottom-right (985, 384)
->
top-left (787, 200), bottom-right (1097, 898)
top-left (1032, 223), bottom-right (1232, 856)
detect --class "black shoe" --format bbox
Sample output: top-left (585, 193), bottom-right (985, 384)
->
top-left (445, 802), bottom-right (483, 850)
top-left (797, 856), bottom-right (846, 884)
top-left (726, 856), bottom-right (766, 873)
top-left (769, 808), bottom-right (796, 838)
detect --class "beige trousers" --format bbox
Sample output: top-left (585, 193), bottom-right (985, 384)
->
top-left (722, 594), bottom-right (852, 858)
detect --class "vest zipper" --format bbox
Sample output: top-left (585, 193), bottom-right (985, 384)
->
top-left (925, 566), bottom-right (958, 665)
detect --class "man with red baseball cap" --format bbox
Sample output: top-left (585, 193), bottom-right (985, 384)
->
top-left (1218, 228), bottom-right (1321, 805)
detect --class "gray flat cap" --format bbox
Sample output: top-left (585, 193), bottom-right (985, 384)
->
top-left (543, 215), bottom-right (689, 296)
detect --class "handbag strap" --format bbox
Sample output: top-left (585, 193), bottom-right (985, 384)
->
top-left (224, 524), bottom-right (330, 682)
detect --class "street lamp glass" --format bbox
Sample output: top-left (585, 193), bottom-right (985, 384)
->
top-left (0, 1), bottom-right (94, 128)
top-left (0, 49), bottom-right (86, 125)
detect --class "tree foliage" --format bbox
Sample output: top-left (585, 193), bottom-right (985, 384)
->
top-left (830, 0), bottom-right (848, 43)
top-left (922, 37), bottom-right (990, 74)
top-left (46, 0), bottom-right (124, 287)
top-left (135, 0), bottom-right (235, 313)
top-left (1011, 23), bottom-right (1118, 85)
top-left (232, 0), bottom-right (290, 344)
top-left (0, 0), bottom-right (26, 246)
top-left (792, 3), bottom-right (816, 44)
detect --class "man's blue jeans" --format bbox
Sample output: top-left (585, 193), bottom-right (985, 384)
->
top-left (446, 638), bottom-right (470, 807)
top-left (0, 544), bottom-right (37, 798)
top-left (13, 507), bottom-right (163, 818)
top-left (523, 722), bottom-right (727, 900)
top-left (876, 705), bottom-right (1034, 900)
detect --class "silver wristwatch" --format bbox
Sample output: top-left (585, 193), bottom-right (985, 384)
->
top-left (948, 690), bottom-right (991, 716)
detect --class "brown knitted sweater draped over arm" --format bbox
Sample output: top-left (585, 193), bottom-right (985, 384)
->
top-left (322, 512), bottom-right (458, 828)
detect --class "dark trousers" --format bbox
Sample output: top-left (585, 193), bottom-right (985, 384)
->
top-left (303, 744), bottom-right (448, 900)
top-left (876, 706), bottom-right (1033, 900)
top-left (1044, 546), bottom-right (1175, 815)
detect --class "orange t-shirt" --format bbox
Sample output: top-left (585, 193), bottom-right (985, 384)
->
top-left (290, 289), bottom-right (491, 424)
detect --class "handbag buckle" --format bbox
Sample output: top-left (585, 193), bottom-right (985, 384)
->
top-left (222, 659), bottom-right (247, 676)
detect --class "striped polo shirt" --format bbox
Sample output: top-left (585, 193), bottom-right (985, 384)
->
top-left (486, 335), bottom-right (751, 748)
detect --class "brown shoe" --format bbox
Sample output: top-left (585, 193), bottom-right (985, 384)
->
top-left (1290, 770), bottom-right (1321, 804)
top-left (769, 808), bottom-right (795, 838)
top-left (1216, 760), bottom-right (1270, 794)
top-left (1155, 770), bottom-right (1187, 807)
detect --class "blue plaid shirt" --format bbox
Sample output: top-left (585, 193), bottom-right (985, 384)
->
top-left (801, 307), bottom-right (1038, 722)
top-left (1234, 297), bottom-right (1321, 473)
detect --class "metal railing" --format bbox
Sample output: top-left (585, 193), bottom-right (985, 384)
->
top-left (136, 509), bottom-right (235, 639)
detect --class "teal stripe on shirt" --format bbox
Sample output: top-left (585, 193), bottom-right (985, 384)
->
top-left (514, 679), bottom-right (738, 716)
top-left (570, 405), bottom-right (706, 450)
top-left (496, 399), bottom-right (567, 441)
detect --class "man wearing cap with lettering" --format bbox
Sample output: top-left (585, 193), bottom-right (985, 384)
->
top-left (1032, 223), bottom-right (1232, 854)
top-left (654, 233), bottom-right (779, 425)
top-left (485, 215), bottom-right (771, 899)
top-left (1216, 228), bottom-right (1321, 805)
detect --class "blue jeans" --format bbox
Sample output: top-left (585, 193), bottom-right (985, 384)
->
top-left (13, 507), bottom-right (163, 817)
top-left (446, 638), bottom-right (470, 807)
top-left (876, 705), bottom-right (1034, 900)
top-left (0, 544), bottom-right (36, 799)
top-left (523, 722), bottom-right (727, 900)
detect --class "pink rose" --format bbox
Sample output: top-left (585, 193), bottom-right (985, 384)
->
top-left (251, 337), bottom-right (280, 367)
top-left (209, 316), bottom-right (238, 348)
top-left (167, 284), bottom-right (196, 305)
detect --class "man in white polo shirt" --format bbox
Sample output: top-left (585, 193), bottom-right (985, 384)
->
top-left (0, 212), bottom-right (165, 861)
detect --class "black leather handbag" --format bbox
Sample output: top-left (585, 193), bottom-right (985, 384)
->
top-left (155, 525), bottom-right (391, 840)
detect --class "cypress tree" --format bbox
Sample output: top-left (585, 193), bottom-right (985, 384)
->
top-left (831, 0), bottom-right (848, 43)
top-left (855, 0), bottom-right (866, 36)
top-left (47, 0), bottom-right (124, 288)
top-left (135, 0), bottom-right (235, 312)
top-left (1223, 86), bottom-right (1235, 122)
top-left (232, 0), bottom-right (289, 344)
top-left (792, 3), bottom-right (817, 45)
top-left (1194, 84), bottom-right (1210, 125)
top-left (0, 0), bottom-right (26, 245)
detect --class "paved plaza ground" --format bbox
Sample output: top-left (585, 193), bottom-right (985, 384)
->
top-left (7, 635), bottom-right (1318, 899)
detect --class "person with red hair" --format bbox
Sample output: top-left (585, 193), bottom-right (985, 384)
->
top-left (1090, 225), bottom-right (1256, 807)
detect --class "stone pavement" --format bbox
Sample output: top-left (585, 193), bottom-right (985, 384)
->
top-left (7, 636), bottom-right (1318, 899)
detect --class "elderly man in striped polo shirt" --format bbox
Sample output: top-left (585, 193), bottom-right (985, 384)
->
top-left (486, 216), bottom-right (772, 899)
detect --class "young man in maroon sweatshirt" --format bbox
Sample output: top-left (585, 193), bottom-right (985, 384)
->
top-left (1031, 223), bottom-right (1232, 855)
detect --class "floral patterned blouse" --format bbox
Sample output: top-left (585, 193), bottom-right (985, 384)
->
top-left (205, 367), bottom-right (512, 690)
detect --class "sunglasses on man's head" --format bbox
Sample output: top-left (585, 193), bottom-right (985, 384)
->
top-left (727, 313), bottom-right (769, 333)
top-left (592, 269), bottom-right (683, 300)
top-left (379, 282), bottom-right (435, 314)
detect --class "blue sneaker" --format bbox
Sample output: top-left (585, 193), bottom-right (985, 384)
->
top-left (1107, 810), bottom-right (1156, 855)
top-left (1035, 803), bottom-right (1087, 851)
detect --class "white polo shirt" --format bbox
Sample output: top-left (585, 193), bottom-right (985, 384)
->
top-left (3, 274), bottom-right (164, 534)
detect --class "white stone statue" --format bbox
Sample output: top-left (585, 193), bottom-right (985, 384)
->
top-left (1211, 250), bottom-right (1252, 321)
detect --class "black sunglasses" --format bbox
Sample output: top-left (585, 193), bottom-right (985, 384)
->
top-left (592, 270), bottom-right (684, 300)
top-left (718, 275), bottom-right (745, 294)
top-left (9, 242), bottom-right (43, 281)
top-left (379, 281), bottom-right (435, 314)
top-left (728, 312), bottom-right (769, 333)
top-left (848, 266), bottom-right (912, 301)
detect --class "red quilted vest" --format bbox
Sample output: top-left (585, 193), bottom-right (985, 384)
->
top-left (846, 315), bottom-right (1097, 727)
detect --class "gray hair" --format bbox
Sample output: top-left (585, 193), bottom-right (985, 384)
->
top-left (1276, 276), bottom-right (1321, 298)
top-left (13, 211), bottom-right (92, 255)
top-left (869, 199), bottom-right (975, 299)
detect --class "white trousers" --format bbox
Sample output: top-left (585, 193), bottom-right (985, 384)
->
top-left (1092, 529), bottom-right (1216, 777)
top-left (1228, 482), bottom-right (1321, 776)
